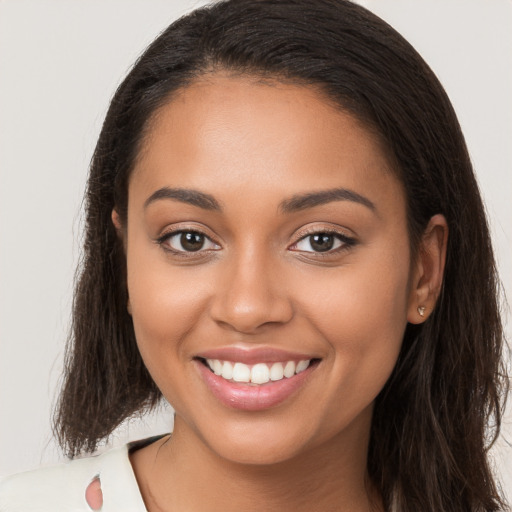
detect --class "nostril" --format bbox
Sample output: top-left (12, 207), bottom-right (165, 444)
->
top-left (85, 476), bottom-right (103, 510)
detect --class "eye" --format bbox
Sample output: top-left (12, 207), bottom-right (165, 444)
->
top-left (159, 230), bottom-right (220, 253)
top-left (290, 232), bottom-right (355, 253)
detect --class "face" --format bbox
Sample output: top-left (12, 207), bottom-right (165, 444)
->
top-left (123, 74), bottom-right (418, 465)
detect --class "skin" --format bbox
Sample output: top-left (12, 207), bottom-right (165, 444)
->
top-left (106, 74), bottom-right (447, 512)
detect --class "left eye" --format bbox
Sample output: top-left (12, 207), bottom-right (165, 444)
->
top-left (163, 231), bottom-right (219, 252)
top-left (292, 233), bottom-right (347, 253)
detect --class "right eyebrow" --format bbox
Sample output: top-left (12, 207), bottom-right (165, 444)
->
top-left (143, 187), bottom-right (222, 211)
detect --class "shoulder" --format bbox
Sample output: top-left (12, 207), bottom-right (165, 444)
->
top-left (0, 453), bottom-right (100, 511)
top-left (0, 443), bottom-right (147, 511)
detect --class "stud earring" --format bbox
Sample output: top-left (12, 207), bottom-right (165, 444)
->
top-left (417, 306), bottom-right (426, 317)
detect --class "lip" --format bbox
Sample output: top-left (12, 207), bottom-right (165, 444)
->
top-left (195, 346), bottom-right (317, 365)
top-left (194, 355), bottom-right (319, 411)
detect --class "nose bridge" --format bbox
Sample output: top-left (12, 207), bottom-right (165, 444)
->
top-left (210, 242), bottom-right (293, 333)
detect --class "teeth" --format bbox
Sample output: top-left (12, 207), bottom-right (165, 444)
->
top-left (232, 362), bottom-right (250, 382)
top-left (283, 361), bottom-right (296, 378)
top-left (296, 360), bottom-right (310, 373)
top-left (270, 362), bottom-right (284, 381)
top-left (208, 359), bottom-right (223, 376)
top-left (221, 361), bottom-right (233, 380)
top-left (204, 358), bottom-right (312, 384)
top-left (251, 363), bottom-right (270, 384)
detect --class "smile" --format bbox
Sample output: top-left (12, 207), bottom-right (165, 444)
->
top-left (205, 359), bottom-right (311, 385)
top-left (195, 353), bottom-right (319, 411)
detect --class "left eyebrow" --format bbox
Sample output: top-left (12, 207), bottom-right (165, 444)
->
top-left (279, 188), bottom-right (376, 213)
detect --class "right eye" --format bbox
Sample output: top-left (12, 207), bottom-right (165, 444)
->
top-left (159, 230), bottom-right (220, 253)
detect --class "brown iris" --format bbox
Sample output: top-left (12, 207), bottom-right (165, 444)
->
top-left (309, 234), bottom-right (335, 252)
top-left (180, 232), bottom-right (205, 251)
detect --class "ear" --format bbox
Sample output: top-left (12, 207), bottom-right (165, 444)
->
top-left (111, 208), bottom-right (123, 234)
top-left (407, 214), bottom-right (448, 324)
top-left (111, 208), bottom-right (128, 249)
top-left (111, 209), bottom-right (132, 315)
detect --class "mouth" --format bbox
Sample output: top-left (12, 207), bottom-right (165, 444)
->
top-left (194, 354), bottom-right (321, 411)
top-left (197, 357), bottom-right (317, 385)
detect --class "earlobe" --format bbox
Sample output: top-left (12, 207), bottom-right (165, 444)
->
top-left (111, 208), bottom-right (127, 249)
top-left (111, 208), bottom-right (123, 233)
top-left (407, 214), bottom-right (448, 324)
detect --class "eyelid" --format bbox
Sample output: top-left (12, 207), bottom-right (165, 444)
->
top-left (288, 226), bottom-right (357, 254)
top-left (154, 223), bottom-right (356, 256)
top-left (155, 225), bottom-right (221, 254)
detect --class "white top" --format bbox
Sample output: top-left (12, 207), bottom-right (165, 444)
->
top-left (0, 442), bottom-right (148, 511)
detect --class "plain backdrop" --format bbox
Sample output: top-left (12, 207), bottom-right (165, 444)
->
top-left (1, 0), bottom-right (511, 502)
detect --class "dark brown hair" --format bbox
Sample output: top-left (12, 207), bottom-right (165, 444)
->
top-left (54, 1), bottom-right (508, 509)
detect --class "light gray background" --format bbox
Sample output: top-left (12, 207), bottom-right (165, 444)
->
top-left (1, 0), bottom-right (511, 501)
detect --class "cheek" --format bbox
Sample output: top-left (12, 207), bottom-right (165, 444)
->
top-left (297, 252), bottom-right (410, 409)
top-left (126, 260), bottom-right (214, 412)
top-left (125, 243), bottom-right (210, 370)
top-left (300, 254), bottom-right (410, 339)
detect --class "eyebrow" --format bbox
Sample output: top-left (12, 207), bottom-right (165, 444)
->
top-left (143, 186), bottom-right (376, 214)
top-left (144, 187), bottom-right (221, 211)
top-left (279, 188), bottom-right (376, 213)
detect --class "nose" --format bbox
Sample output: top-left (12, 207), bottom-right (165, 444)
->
top-left (209, 250), bottom-right (294, 334)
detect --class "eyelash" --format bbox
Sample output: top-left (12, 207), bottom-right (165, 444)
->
top-left (155, 228), bottom-right (357, 257)
top-left (289, 229), bottom-right (357, 257)
top-left (156, 229), bottom-right (220, 257)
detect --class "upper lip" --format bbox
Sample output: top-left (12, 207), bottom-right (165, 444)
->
top-left (195, 346), bottom-right (319, 365)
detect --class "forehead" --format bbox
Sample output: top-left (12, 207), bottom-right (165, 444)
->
top-left (130, 74), bottom-right (404, 217)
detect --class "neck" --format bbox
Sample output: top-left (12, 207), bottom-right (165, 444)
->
top-left (130, 416), bottom-right (382, 512)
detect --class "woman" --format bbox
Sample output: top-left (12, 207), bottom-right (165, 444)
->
top-left (0, 0), bottom-right (508, 510)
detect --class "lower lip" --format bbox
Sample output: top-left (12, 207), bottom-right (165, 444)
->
top-left (195, 360), bottom-right (316, 411)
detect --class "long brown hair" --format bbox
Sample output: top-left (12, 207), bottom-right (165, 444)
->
top-left (54, 1), bottom-right (508, 509)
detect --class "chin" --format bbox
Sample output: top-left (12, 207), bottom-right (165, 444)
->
top-left (189, 413), bottom-right (333, 467)
top-left (208, 435), bottom-right (308, 466)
